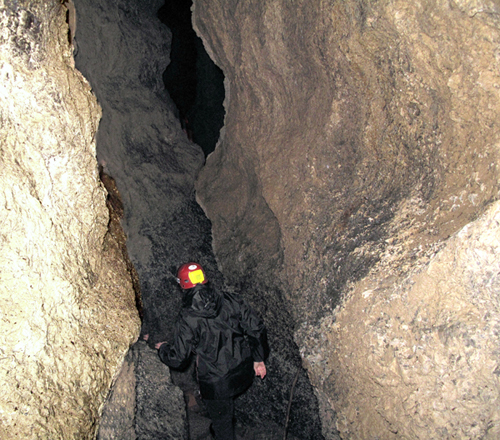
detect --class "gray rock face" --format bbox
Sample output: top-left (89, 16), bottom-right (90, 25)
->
top-left (72, 0), bottom-right (221, 438)
top-left (73, 0), bottom-right (208, 343)
top-left (192, 0), bottom-right (500, 438)
top-left (0, 1), bottom-right (140, 438)
top-left (97, 341), bottom-right (187, 440)
top-left (135, 341), bottom-right (188, 440)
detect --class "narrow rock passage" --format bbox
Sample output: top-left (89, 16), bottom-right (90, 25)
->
top-left (3, 0), bottom-right (499, 438)
top-left (73, 0), bottom-right (326, 438)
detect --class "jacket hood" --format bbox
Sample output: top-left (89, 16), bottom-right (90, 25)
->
top-left (186, 284), bottom-right (223, 318)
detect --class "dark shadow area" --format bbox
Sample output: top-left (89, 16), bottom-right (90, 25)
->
top-left (158, 0), bottom-right (225, 157)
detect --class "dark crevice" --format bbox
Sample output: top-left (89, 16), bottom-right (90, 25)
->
top-left (158, 0), bottom-right (225, 157)
top-left (99, 166), bottom-right (144, 321)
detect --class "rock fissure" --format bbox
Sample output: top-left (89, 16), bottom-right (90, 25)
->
top-left (72, 0), bottom-right (322, 439)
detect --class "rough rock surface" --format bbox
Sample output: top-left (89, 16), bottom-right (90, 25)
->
top-left (73, 0), bottom-right (203, 437)
top-left (0, 1), bottom-right (140, 438)
top-left (73, 0), bottom-right (207, 347)
top-left (78, 339), bottom-right (188, 440)
top-left (193, 0), bottom-right (500, 438)
top-left (307, 200), bottom-right (500, 439)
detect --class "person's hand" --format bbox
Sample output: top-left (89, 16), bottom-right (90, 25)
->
top-left (155, 341), bottom-right (167, 350)
top-left (254, 361), bottom-right (266, 379)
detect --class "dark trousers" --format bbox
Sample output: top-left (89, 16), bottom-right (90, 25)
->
top-left (204, 398), bottom-right (235, 440)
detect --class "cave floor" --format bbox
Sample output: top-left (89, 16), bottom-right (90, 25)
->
top-left (185, 399), bottom-right (296, 440)
top-left (174, 368), bottom-right (299, 440)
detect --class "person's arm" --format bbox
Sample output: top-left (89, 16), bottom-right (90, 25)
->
top-left (156, 316), bottom-right (196, 369)
top-left (238, 297), bottom-right (270, 364)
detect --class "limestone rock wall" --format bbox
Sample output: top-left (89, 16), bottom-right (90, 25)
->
top-left (193, 0), bottom-right (500, 438)
top-left (0, 1), bottom-right (140, 438)
top-left (308, 200), bottom-right (500, 439)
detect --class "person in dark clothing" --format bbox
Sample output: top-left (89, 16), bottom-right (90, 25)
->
top-left (155, 262), bottom-right (269, 440)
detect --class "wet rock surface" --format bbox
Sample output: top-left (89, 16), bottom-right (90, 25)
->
top-left (193, 0), bottom-right (500, 438)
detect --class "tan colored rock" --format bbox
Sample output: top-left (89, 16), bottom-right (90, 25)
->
top-left (0, 1), bottom-right (140, 438)
top-left (193, 0), bottom-right (500, 438)
top-left (300, 200), bottom-right (500, 439)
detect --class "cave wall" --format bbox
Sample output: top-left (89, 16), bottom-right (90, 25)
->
top-left (0, 1), bottom-right (140, 438)
top-left (73, 0), bottom-right (211, 345)
top-left (193, 0), bottom-right (500, 438)
top-left (72, 0), bottom-right (212, 438)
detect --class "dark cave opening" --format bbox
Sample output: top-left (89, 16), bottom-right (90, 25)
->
top-left (158, 0), bottom-right (225, 157)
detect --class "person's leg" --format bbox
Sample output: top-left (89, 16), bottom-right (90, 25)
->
top-left (204, 399), bottom-right (234, 440)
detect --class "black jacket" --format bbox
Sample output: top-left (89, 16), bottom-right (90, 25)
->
top-left (159, 284), bottom-right (269, 400)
